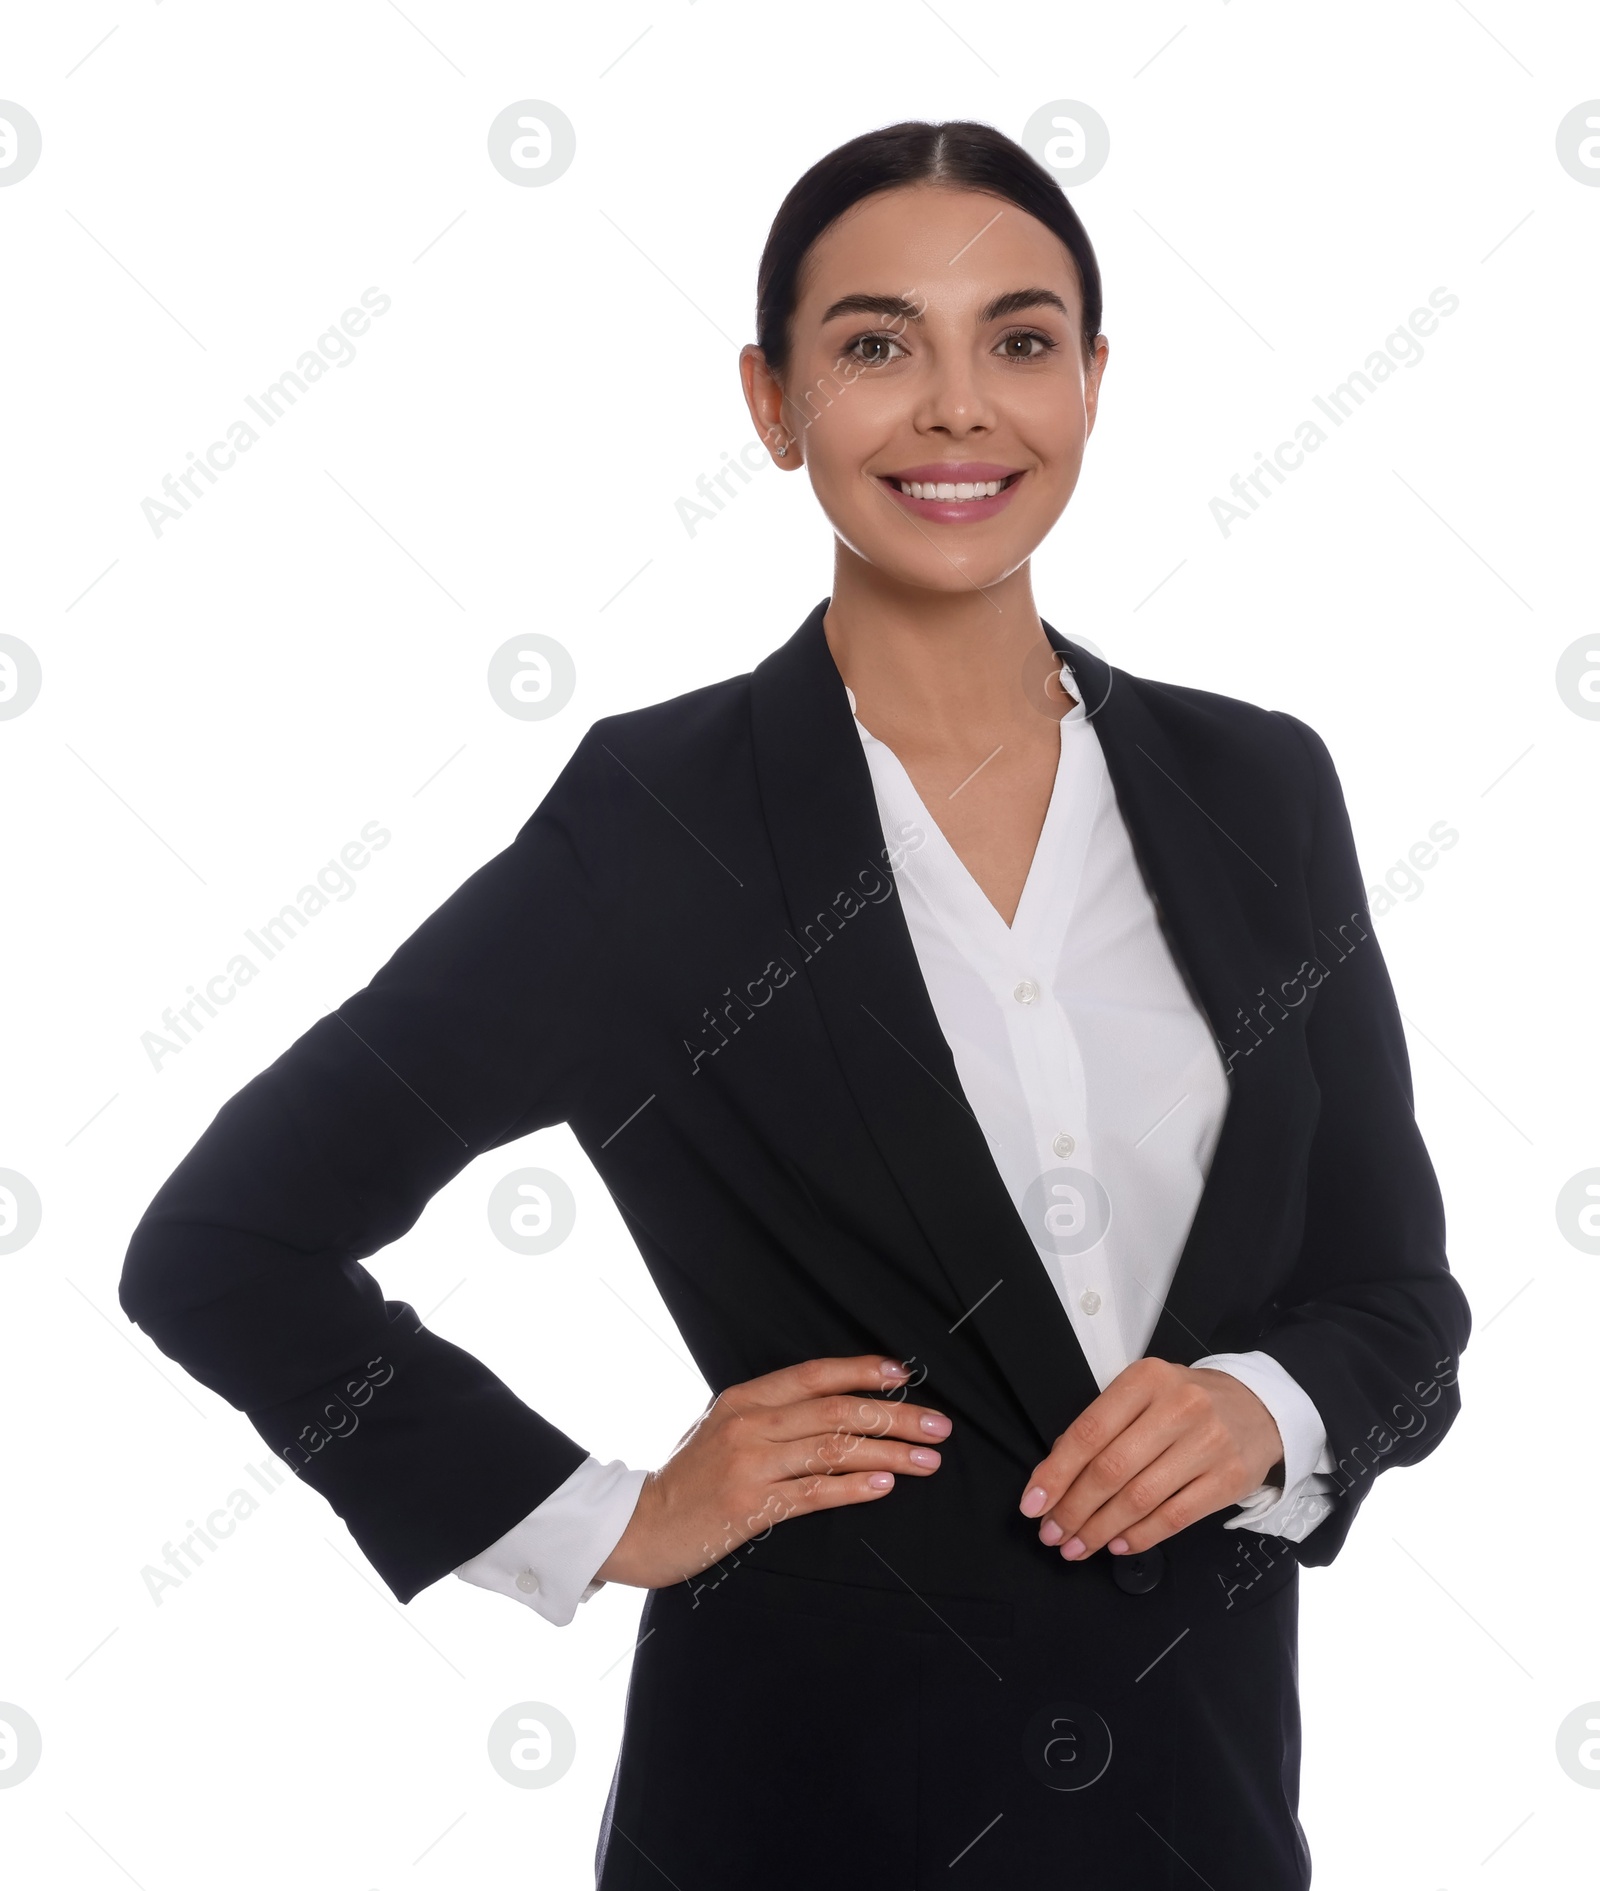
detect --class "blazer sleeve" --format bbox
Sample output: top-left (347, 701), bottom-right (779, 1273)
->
top-left (454, 1455), bottom-right (648, 1625)
top-left (1252, 711), bottom-right (1471, 1567)
top-left (119, 740), bottom-right (605, 1605)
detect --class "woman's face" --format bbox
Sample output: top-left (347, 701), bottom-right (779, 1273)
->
top-left (743, 183), bottom-right (1108, 596)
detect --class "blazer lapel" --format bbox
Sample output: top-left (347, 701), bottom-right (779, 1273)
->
top-left (749, 601), bottom-right (1295, 1458)
top-left (750, 602), bottom-right (1098, 1453)
top-left (1044, 626), bottom-right (1304, 1374)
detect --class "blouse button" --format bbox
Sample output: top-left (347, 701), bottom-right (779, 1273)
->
top-left (1079, 1290), bottom-right (1102, 1316)
top-left (515, 1570), bottom-right (541, 1594)
top-left (1053, 1132), bottom-right (1076, 1157)
top-left (1013, 979), bottom-right (1040, 1005)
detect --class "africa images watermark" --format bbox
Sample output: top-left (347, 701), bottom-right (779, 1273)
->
top-left (1215, 906), bottom-right (1369, 1077)
top-left (1209, 286), bottom-right (1460, 537)
top-left (1365, 819), bottom-right (1458, 917)
top-left (686, 1358), bottom-right (933, 1607)
top-left (675, 287), bottom-right (929, 537)
top-left (140, 286), bottom-right (392, 537)
top-left (139, 1453), bottom-right (289, 1607)
top-left (683, 819), bottom-right (927, 1073)
top-left (1217, 1344), bottom-right (1461, 1609)
top-left (140, 1354), bottom-right (396, 1605)
top-left (1328, 1350), bottom-right (1461, 1503)
top-left (141, 819), bottom-right (391, 1071)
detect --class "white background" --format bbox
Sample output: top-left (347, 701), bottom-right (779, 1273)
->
top-left (2, 3), bottom-right (1596, 1886)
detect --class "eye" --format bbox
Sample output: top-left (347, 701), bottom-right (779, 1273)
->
top-left (995, 328), bottom-right (1058, 360)
top-left (840, 330), bottom-right (910, 366)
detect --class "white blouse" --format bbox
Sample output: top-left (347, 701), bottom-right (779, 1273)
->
top-left (457, 660), bottom-right (1337, 1624)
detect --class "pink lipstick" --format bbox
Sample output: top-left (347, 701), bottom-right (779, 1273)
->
top-left (875, 461), bottom-right (1026, 524)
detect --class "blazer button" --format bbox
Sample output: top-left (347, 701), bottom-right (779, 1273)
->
top-left (1109, 1545), bottom-right (1165, 1594)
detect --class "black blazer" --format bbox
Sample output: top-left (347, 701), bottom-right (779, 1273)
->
top-left (120, 598), bottom-right (1468, 1600)
top-left (120, 599), bottom-right (1469, 1882)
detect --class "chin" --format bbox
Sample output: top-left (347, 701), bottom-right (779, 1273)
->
top-left (896, 546), bottom-right (1037, 593)
top-left (836, 525), bottom-right (1039, 592)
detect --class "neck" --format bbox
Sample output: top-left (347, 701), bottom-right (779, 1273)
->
top-left (820, 547), bottom-right (1057, 744)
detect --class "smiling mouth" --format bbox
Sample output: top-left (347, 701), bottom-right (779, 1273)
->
top-left (881, 471), bottom-right (1024, 501)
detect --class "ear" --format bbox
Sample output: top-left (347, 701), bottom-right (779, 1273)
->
top-left (739, 344), bottom-right (800, 467)
top-left (1083, 333), bottom-right (1110, 439)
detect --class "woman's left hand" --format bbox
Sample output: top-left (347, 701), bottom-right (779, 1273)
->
top-left (1018, 1358), bottom-right (1285, 1561)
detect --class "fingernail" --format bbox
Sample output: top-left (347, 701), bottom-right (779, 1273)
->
top-left (920, 1412), bottom-right (952, 1437)
top-left (1061, 1538), bottom-right (1086, 1559)
top-left (908, 1446), bottom-right (941, 1467)
top-left (879, 1359), bottom-right (908, 1377)
top-left (1039, 1520), bottom-right (1064, 1546)
top-left (1108, 1538), bottom-right (1129, 1554)
top-left (868, 1472), bottom-right (894, 1489)
top-left (1020, 1485), bottom-right (1048, 1517)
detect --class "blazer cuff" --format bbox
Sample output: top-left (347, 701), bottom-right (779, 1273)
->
top-left (454, 1456), bottom-right (648, 1626)
top-left (1190, 1349), bottom-right (1338, 1540)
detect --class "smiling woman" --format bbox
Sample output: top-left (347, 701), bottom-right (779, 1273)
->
top-left (119, 119), bottom-right (1469, 1891)
top-left (736, 136), bottom-right (1114, 929)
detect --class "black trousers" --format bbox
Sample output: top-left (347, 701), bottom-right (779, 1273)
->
top-left (595, 1513), bottom-right (1309, 1889)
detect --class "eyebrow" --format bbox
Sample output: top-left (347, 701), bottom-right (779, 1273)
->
top-left (817, 287), bottom-right (1072, 327)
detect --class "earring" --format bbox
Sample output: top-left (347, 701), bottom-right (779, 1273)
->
top-left (775, 440), bottom-right (789, 456)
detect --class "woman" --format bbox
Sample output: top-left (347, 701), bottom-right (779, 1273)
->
top-left (120, 120), bottom-right (1469, 1886)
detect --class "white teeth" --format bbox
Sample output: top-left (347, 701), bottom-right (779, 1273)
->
top-left (896, 478), bottom-right (1006, 500)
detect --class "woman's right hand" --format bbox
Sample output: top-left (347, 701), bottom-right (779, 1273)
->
top-left (594, 1353), bottom-right (951, 1590)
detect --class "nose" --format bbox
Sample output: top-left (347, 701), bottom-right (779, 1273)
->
top-left (913, 349), bottom-right (997, 438)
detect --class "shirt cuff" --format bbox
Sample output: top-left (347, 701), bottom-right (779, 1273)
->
top-left (453, 1456), bottom-right (648, 1626)
top-left (1190, 1349), bottom-right (1338, 1542)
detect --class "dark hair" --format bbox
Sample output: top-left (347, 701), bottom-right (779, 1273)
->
top-left (755, 119), bottom-right (1103, 379)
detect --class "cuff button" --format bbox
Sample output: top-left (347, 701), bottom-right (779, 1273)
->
top-left (515, 1570), bottom-right (541, 1594)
